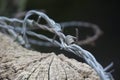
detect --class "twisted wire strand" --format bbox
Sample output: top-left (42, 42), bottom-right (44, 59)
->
top-left (0, 10), bottom-right (114, 80)
top-left (60, 21), bottom-right (103, 45)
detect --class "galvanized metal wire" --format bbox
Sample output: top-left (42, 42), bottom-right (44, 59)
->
top-left (0, 10), bottom-right (114, 80)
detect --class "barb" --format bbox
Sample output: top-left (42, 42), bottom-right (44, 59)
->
top-left (60, 21), bottom-right (103, 45)
top-left (0, 10), bottom-right (114, 80)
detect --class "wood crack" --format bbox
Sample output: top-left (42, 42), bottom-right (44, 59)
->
top-left (48, 56), bottom-right (54, 80)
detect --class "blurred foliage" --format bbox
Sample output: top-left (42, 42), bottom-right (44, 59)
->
top-left (0, 0), bottom-right (27, 17)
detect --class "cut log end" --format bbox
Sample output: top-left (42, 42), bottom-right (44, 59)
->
top-left (0, 32), bottom-right (100, 80)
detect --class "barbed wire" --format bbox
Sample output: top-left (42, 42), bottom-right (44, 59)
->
top-left (0, 10), bottom-right (114, 80)
top-left (60, 21), bottom-right (103, 45)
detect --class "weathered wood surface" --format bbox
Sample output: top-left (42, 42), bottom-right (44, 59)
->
top-left (0, 32), bottom-right (100, 80)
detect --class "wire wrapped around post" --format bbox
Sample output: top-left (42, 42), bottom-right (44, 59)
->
top-left (0, 10), bottom-right (114, 80)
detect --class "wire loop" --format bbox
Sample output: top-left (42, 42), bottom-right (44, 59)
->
top-left (0, 10), bottom-right (114, 80)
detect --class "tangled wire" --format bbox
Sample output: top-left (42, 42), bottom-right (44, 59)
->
top-left (0, 10), bottom-right (114, 80)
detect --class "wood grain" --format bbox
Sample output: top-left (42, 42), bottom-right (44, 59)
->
top-left (0, 32), bottom-right (100, 80)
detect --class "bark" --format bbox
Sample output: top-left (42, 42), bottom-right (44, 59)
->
top-left (0, 32), bottom-right (100, 80)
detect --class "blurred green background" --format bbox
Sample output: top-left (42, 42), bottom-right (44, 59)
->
top-left (0, 0), bottom-right (119, 79)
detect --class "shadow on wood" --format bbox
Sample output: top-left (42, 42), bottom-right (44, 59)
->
top-left (0, 32), bottom-right (100, 80)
